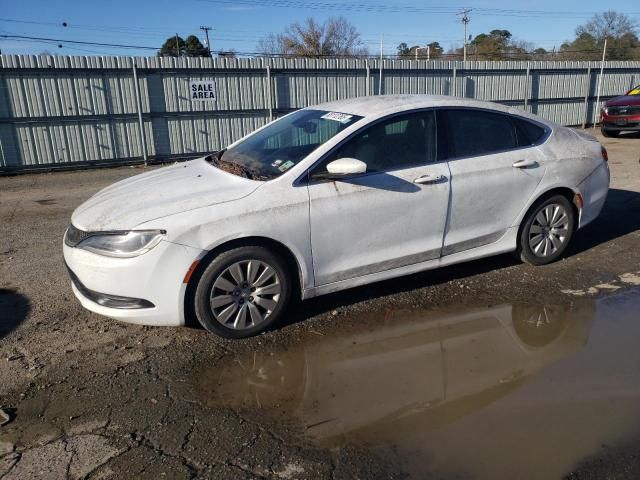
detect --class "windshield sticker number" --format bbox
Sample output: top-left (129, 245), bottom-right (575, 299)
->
top-left (321, 112), bottom-right (354, 123)
top-left (278, 160), bottom-right (295, 172)
top-left (271, 159), bottom-right (283, 167)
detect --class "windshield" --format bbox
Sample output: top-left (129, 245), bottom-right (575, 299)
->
top-left (216, 109), bottom-right (362, 180)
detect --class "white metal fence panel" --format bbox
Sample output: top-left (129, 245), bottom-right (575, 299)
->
top-left (1, 55), bottom-right (640, 172)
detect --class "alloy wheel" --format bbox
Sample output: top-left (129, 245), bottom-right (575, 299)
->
top-left (210, 260), bottom-right (281, 330)
top-left (528, 203), bottom-right (570, 258)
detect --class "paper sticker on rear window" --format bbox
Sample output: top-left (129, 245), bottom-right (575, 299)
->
top-left (629, 88), bottom-right (640, 95)
top-left (321, 112), bottom-right (354, 123)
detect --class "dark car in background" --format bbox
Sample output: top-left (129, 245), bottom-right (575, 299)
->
top-left (600, 85), bottom-right (640, 137)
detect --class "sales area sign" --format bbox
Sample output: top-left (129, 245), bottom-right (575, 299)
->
top-left (190, 80), bottom-right (216, 101)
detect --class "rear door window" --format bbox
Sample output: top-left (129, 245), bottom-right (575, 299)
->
top-left (442, 109), bottom-right (519, 159)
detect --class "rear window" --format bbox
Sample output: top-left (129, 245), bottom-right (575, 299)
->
top-left (513, 117), bottom-right (546, 146)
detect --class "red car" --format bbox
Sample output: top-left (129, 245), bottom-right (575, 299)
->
top-left (600, 85), bottom-right (640, 137)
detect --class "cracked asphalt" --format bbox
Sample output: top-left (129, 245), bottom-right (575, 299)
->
top-left (1, 130), bottom-right (639, 479)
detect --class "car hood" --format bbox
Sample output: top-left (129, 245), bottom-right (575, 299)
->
top-left (606, 95), bottom-right (640, 107)
top-left (71, 158), bottom-right (262, 231)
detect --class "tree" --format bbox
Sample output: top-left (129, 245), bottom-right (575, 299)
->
top-left (426, 42), bottom-right (444, 58)
top-left (397, 42), bottom-right (411, 56)
top-left (576, 11), bottom-right (637, 42)
top-left (469, 29), bottom-right (513, 59)
top-left (560, 11), bottom-right (640, 60)
top-left (218, 50), bottom-right (237, 58)
top-left (257, 17), bottom-right (366, 57)
top-left (184, 35), bottom-right (210, 57)
top-left (397, 41), bottom-right (443, 59)
top-left (158, 35), bottom-right (210, 57)
top-left (159, 36), bottom-right (185, 57)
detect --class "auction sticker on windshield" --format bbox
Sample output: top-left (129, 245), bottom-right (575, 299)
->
top-left (278, 160), bottom-right (295, 172)
top-left (321, 112), bottom-right (354, 123)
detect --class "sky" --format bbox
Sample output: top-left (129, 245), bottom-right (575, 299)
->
top-left (1, 0), bottom-right (639, 57)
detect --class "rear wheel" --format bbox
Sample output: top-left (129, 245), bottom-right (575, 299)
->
top-left (518, 195), bottom-right (576, 266)
top-left (600, 127), bottom-right (620, 138)
top-left (194, 246), bottom-right (292, 338)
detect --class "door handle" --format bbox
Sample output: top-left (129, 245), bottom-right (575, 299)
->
top-left (414, 174), bottom-right (447, 185)
top-left (512, 159), bottom-right (538, 169)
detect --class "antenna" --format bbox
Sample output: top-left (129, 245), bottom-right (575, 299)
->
top-left (457, 8), bottom-right (472, 62)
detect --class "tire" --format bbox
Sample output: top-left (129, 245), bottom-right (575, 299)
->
top-left (517, 194), bottom-right (576, 266)
top-left (194, 246), bottom-right (292, 338)
top-left (600, 127), bottom-right (619, 138)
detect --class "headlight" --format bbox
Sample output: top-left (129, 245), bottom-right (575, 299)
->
top-left (76, 230), bottom-right (165, 258)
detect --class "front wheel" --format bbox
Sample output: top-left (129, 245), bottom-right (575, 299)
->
top-left (518, 195), bottom-right (576, 266)
top-left (194, 246), bottom-right (292, 338)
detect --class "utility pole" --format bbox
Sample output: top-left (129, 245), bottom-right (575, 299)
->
top-left (458, 8), bottom-right (471, 62)
top-left (200, 26), bottom-right (212, 56)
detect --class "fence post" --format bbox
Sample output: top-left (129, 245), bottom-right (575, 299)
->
top-left (366, 59), bottom-right (370, 96)
top-left (452, 63), bottom-right (457, 97)
top-left (266, 64), bottom-right (273, 122)
top-left (593, 41), bottom-right (608, 128)
top-left (523, 62), bottom-right (531, 108)
top-left (582, 66), bottom-right (592, 129)
top-left (132, 60), bottom-right (148, 166)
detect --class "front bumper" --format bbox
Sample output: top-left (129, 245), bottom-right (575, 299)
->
top-left (601, 113), bottom-right (640, 131)
top-left (63, 239), bottom-right (205, 326)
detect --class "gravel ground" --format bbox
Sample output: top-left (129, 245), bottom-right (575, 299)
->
top-left (0, 130), bottom-right (639, 479)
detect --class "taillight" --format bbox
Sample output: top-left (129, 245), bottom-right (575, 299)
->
top-left (601, 146), bottom-right (608, 162)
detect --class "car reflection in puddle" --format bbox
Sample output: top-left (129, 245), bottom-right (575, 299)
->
top-left (193, 288), bottom-right (640, 480)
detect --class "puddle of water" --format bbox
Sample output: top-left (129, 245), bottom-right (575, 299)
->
top-left (193, 289), bottom-right (640, 480)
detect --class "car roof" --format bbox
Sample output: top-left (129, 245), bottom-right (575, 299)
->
top-left (311, 94), bottom-right (556, 128)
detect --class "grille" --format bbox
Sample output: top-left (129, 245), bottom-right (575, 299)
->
top-left (607, 105), bottom-right (640, 116)
top-left (64, 224), bottom-right (91, 247)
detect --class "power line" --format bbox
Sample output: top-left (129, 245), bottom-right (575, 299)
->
top-left (0, 34), bottom-right (158, 50)
top-left (196, 0), bottom-right (640, 18)
top-left (2, 32), bottom-right (639, 59)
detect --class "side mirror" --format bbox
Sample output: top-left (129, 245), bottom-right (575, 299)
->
top-left (325, 158), bottom-right (367, 177)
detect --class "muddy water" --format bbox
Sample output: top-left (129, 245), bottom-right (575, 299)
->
top-left (194, 289), bottom-right (640, 479)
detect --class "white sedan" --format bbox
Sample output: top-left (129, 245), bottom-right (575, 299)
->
top-left (63, 95), bottom-right (610, 338)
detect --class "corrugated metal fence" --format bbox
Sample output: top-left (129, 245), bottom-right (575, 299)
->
top-left (1, 55), bottom-right (639, 173)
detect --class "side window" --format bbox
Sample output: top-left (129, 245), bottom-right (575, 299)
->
top-left (444, 109), bottom-right (518, 158)
top-left (325, 110), bottom-right (436, 173)
top-left (513, 117), bottom-right (545, 146)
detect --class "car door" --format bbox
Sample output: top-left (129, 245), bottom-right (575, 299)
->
top-left (439, 108), bottom-right (547, 256)
top-left (307, 110), bottom-right (451, 286)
